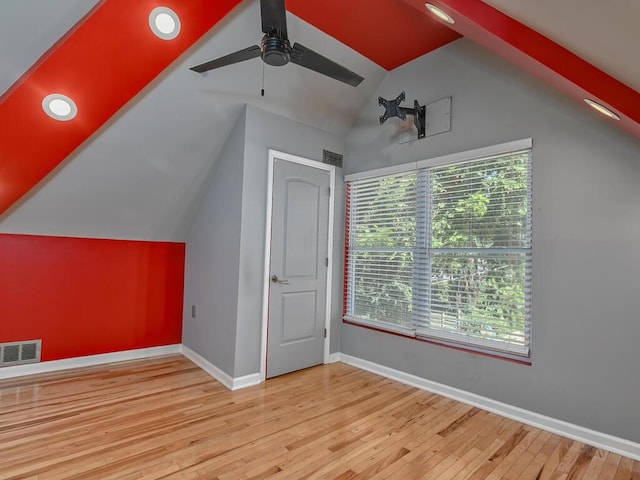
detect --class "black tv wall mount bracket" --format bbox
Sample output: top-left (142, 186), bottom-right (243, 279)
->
top-left (378, 91), bottom-right (426, 139)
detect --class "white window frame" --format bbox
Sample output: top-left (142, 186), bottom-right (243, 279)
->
top-left (344, 139), bottom-right (532, 359)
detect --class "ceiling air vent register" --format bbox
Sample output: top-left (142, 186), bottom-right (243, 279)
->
top-left (322, 150), bottom-right (343, 168)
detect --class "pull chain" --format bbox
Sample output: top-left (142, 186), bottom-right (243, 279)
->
top-left (261, 61), bottom-right (265, 97)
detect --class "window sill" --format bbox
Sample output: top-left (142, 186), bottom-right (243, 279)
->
top-left (343, 316), bottom-right (415, 337)
top-left (342, 319), bottom-right (532, 366)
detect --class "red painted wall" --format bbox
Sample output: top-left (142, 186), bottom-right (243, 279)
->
top-left (0, 234), bottom-right (184, 361)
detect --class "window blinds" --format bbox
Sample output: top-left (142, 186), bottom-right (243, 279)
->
top-left (346, 171), bottom-right (418, 332)
top-left (345, 150), bottom-right (532, 357)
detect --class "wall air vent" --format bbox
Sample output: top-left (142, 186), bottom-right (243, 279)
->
top-left (322, 149), bottom-right (343, 168)
top-left (0, 340), bottom-right (42, 367)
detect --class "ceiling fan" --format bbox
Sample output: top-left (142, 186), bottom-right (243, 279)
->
top-left (190, 0), bottom-right (364, 87)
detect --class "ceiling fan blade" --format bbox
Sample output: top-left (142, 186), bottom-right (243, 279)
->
top-left (291, 43), bottom-right (364, 87)
top-left (261, 0), bottom-right (288, 38)
top-left (190, 45), bottom-right (262, 73)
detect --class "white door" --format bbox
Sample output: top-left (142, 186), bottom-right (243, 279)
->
top-left (266, 155), bottom-right (332, 378)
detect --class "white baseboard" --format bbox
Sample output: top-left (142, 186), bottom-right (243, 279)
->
top-left (180, 346), bottom-right (260, 391)
top-left (0, 344), bottom-right (181, 380)
top-left (338, 353), bottom-right (640, 461)
top-left (233, 373), bottom-right (262, 390)
top-left (180, 346), bottom-right (234, 390)
top-left (328, 352), bottom-right (341, 364)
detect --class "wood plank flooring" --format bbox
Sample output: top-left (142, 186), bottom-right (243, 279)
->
top-left (0, 355), bottom-right (638, 479)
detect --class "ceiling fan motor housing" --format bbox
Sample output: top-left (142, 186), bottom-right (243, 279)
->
top-left (261, 33), bottom-right (291, 66)
top-left (189, 0), bottom-right (363, 86)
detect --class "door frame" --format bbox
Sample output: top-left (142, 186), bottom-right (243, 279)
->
top-left (260, 149), bottom-right (336, 382)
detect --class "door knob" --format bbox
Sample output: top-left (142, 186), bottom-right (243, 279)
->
top-left (271, 274), bottom-right (289, 285)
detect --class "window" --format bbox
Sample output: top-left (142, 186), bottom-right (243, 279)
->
top-left (345, 144), bottom-right (532, 358)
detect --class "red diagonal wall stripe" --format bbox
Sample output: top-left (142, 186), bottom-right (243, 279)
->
top-left (0, 0), bottom-right (242, 215)
top-left (403, 0), bottom-right (640, 140)
top-left (287, 0), bottom-right (460, 70)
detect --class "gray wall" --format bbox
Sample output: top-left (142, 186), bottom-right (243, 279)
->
top-left (182, 112), bottom-right (247, 376)
top-left (233, 105), bottom-right (346, 376)
top-left (344, 39), bottom-right (640, 443)
top-left (183, 104), bottom-right (346, 378)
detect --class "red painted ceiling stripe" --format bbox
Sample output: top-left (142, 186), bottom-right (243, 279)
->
top-left (403, 0), bottom-right (640, 140)
top-left (0, 0), bottom-right (242, 215)
top-left (288, 0), bottom-right (460, 71)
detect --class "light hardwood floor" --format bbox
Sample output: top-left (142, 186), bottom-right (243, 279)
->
top-left (0, 355), bottom-right (638, 479)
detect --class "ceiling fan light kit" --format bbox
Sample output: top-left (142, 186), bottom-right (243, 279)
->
top-left (189, 0), bottom-right (364, 87)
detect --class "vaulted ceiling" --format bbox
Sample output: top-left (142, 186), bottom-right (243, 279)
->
top-left (0, 0), bottom-right (638, 235)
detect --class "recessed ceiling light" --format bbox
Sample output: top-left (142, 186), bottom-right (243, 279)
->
top-left (149, 7), bottom-right (181, 40)
top-left (425, 3), bottom-right (455, 24)
top-left (42, 94), bottom-right (78, 121)
top-left (584, 99), bottom-right (621, 121)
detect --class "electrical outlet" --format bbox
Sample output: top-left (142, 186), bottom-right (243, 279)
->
top-left (191, 305), bottom-right (196, 318)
